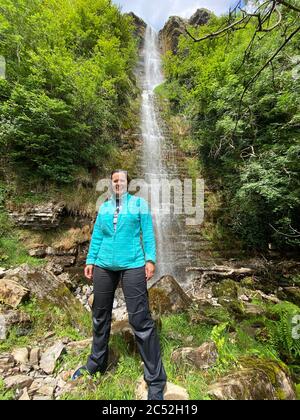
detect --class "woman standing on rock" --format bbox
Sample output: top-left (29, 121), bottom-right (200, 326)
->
top-left (72, 169), bottom-right (167, 400)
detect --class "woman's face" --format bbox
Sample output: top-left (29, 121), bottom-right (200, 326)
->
top-left (111, 172), bottom-right (128, 196)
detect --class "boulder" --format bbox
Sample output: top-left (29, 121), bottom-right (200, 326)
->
top-left (0, 353), bottom-right (15, 372)
top-left (40, 341), bottom-right (66, 375)
top-left (171, 341), bottom-right (218, 370)
top-left (29, 348), bottom-right (40, 367)
top-left (0, 309), bottom-right (31, 340)
top-left (0, 278), bottom-right (29, 308)
top-left (136, 376), bottom-right (189, 400)
top-left (4, 375), bottom-right (33, 390)
top-left (12, 347), bottom-right (30, 365)
top-left (148, 275), bottom-right (192, 315)
top-left (208, 357), bottom-right (296, 400)
top-left (2, 264), bottom-right (89, 329)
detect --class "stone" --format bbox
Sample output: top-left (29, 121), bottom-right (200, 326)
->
top-left (208, 357), bottom-right (296, 400)
top-left (67, 338), bottom-right (92, 351)
top-left (88, 294), bottom-right (94, 309)
top-left (0, 309), bottom-right (32, 340)
top-left (18, 388), bottom-right (31, 400)
top-left (171, 341), bottom-right (218, 370)
top-left (212, 280), bottom-right (238, 299)
top-left (40, 341), bottom-right (66, 374)
top-left (136, 376), bottom-right (189, 400)
top-left (12, 347), bottom-right (30, 365)
top-left (125, 12), bottom-right (146, 48)
top-left (188, 8), bottom-right (212, 26)
top-left (0, 278), bottom-right (30, 308)
top-left (148, 275), bottom-right (192, 315)
top-left (4, 375), bottom-right (33, 390)
top-left (36, 385), bottom-right (55, 398)
top-left (0, 267), bottom-right (7, 278)
top-left (2, 264), bottom-right (88, 329)
top-left (0, 353), bottom-right (15, 371)
top-left (243, 303), bottom-right (266, 317)
top-left (7, 202), bottom-right (65, 230)
top-left (29, 348), bottom-right (40, 366)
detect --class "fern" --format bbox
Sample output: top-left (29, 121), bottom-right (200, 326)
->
top-left (266, 302), bottom-right (300, 361)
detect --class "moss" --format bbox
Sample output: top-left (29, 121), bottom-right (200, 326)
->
top-left (240, 277), bottom-right (255, 289)
top-left (212, 280), bottom-right (238, 299)
top-left (148, 288), bottom-right (172, 315)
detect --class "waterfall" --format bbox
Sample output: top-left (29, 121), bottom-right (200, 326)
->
top-left (140, 26), bottom-right (184, 283)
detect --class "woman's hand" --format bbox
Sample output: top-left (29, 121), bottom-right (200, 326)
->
top-left (145, 261), bottom-right (155, 282)
top-left (84, 264), bottom-right (94, 281)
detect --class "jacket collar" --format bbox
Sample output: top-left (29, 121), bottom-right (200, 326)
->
top-left (110, 191), bottom-right (129, 205)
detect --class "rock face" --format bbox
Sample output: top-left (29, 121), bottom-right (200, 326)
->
top-left (208, 357), bottom-right (296, 400)
top-left (159, 16), bottom-right (186, 55)
top-left (171, 341), bottom-right (218, 370)
top-left (159, 8), bottom-right (213, 54)
top-left (148, 275), bottom-right (192, 315)
top-left (125, 12), bottom-right (147, 48)
top-left (7, 202), bottom-right (65, 230)
top-left (188, 8), bottom-right (212, 26)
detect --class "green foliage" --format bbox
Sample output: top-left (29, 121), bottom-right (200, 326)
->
top-left (265, 302), bottom-right (300, 362)
top-left (0, 378), bottom-right (14, 400)
top-left (162, 10), bottom-right (300, 251)
top-left (210, 322), bottom-right (236, 368)
top-left (0, 0), bottom-right (138, 184)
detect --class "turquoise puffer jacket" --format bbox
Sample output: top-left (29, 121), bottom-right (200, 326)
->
top-left (86, 192), bottom-right (156, 270)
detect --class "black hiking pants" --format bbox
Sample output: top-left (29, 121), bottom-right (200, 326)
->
top-left (86, 264), bottom-right (167, 397)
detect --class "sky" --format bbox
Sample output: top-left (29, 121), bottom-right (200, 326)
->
top-left (113, 0), bottom-right (237, 31)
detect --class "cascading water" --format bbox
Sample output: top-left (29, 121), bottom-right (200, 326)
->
top-left (140, 25), bottom-right (187, 283)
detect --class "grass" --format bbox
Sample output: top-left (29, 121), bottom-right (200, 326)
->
top-left (0, 378), bottom-right (14, 401)
top-left (0, 298), bottom-right (92, 353)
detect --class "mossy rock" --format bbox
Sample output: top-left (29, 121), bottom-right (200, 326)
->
top-left (208, 356), bottom-right (296, 400)
top-left (212, 280), bottom-right (238, 299)
top-left (240, 277), bottom-right (255, 289)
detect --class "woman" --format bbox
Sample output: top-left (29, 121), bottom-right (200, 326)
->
top-left (72, 169), bottom-right (167, 400)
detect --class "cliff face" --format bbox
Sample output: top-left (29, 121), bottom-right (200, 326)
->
top-left (159, 8), bottom-right (213, 55)
top-left (125, 12), bottom-right (147, 49)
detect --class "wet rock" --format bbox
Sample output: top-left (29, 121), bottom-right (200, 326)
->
top-left (40, 341), bottom-right (66, 374)
top-left (0, 278), bottom-right (30, 308)
top-left (171, 341), bottom-right (218, 370)
top-left (136, 376), bottom-right (189, 400)
top-left (149, 275), bottom-right (192, 315)
top-left (208, 357), bottom-right (296, 400)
